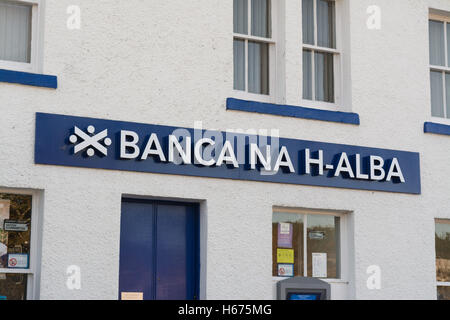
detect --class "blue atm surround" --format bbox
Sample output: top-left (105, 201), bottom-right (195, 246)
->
top-left (118, 199), bottom-right (200, 300)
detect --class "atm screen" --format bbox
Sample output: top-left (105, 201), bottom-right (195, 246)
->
top-left (287, 293), bottom-right (321, 300)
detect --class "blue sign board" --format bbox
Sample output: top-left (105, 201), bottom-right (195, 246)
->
top-left (34, 113), bottom-right (421, 194)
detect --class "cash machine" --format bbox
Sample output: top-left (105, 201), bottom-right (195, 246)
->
top-left (277, 277), bottom-right (331, 300)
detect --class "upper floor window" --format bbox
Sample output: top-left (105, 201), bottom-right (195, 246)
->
top-left (233, 0), bottom-right (275, 98)
top-left (302, 0), bottom-right (338, 104)
top-left (429, 12), bottom-right (450, 119)
top-left (0, 0), bottom-right (41, 73)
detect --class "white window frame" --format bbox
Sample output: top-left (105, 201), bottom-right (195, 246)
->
top-left (271, 207), bottom-right (350, 284)
top-left (435, 218), bottom-right (450, 299)
top-left (301, 0), bottom-right (343, 111)
top-left (428, 11), bottom-right (450, 124)
top-left (233, 0), bottom-right (279, 104)
top-left (0, 188), bottom-right (42, 300)
top-left (0, 0), bottom-right (42, 73)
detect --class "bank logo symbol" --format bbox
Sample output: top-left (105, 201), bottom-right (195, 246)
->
top-left (69, 125), bottom-right (112, 157)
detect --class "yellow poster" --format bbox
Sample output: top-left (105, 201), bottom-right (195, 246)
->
top-left (277, 248), bottom-right (294, 264)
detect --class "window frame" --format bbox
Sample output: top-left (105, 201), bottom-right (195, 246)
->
top-left (0, 188), bottom-right (42, 300)
top-left (272, 207), bottom-right (350, 284)
top-left (301, 0), bottom-right (343, 111)
top-left (427, 11), bottom-right (450, 127)
top-left (233, 0), bottom-right (278, 103)
top-left (435, 218), bottom-right (450, 298)
top-left (0, 0), bottom-right (42, 73)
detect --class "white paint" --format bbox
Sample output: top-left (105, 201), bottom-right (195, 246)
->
top-left (120, 130), bottom-right (139, 159)
top-left (305, 149), bottom-right (323, 175)
top-left (216, 140), bottom-right (239, 168)
top-left (386, 158), bottom-right (405, 183)
top-left (273, 146), bottom-right (295, 173)
top-left (140, 133), bottom-right (166, 161)
top-left (66, 5), bottom-right (81, 30)
top-left (370, 155), bottom-right (385, 181)
top-left (194, 138), bottom-right (215, 166)
top-left (366, 5), bottom-right (381, 30)
top-left (334, 152), bottom-right (355, 178)
top-left (0, 0), bottom-right (448, 300)
top-left (366, 265), bottom-right (382, 290)
top-left (250, 144), bottom-right (271, 171)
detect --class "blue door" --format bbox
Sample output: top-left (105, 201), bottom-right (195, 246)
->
top-left (119, 199), bottom-right (199, 300)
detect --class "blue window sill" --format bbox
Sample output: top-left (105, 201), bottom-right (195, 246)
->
top-left (424, 122), bottom-right (450, 136)
top-left (226, 98), bottom-right (360, 125)
top-left (0, 69), bottom-right (57, 89)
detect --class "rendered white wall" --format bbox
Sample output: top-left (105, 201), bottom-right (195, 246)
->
top-left (0, 0), bottom-right (449, 300)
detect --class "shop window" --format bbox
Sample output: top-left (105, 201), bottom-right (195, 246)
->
top-left (302, 0), bottom-right (339, 105)
top-left (233, 0), bottom-right (275, 101)
top-left (429, 11), bottom-right (450, 119)
top-left (0, 0), bottom-right (41, 73)
top-left (272, 208), bottom-right (341, 279)
top-left (435, 219), bottom-right (450, 300)
top-left (0, 193), bottom-right (37, 300)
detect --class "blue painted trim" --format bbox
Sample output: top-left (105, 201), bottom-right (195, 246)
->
top-left (424, 122), bottom-right (450, 136)
top-left (226, 98), bottom-right (360, 125)
top-left (0, 69), bottom-right (57, 89)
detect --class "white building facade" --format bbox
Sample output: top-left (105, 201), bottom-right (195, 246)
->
top-left (0, 0), bottom-right (450, 300)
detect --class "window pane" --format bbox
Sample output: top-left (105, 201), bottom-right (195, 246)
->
top-left (315, 51), bottom-right (334, 102)
top-left (273, 212), bottom-right (304, 277)
top-left (0, 274), bottom-right (27, 300)
top-left (303, 49), bottom-right (313, 100)
top-left (307, 215), bottom-right (340, 279)
top-left (248, 41), bottom-right (269, 95)
top-left (435, 220), bottom-right (450, 282)
top-left (0, 194), bottom-right (32, 269)
top-left (251, 0), bottom-right (271, 38)
top-left (233, 39), bottom-right (245, 91)
top-left (0, 2), bottom-right (32, 63)
top-left (302, 0), bottom-right (314, 45)
top-left (234, 0), bottom-right (248, 34)
top-left (430, 71), bottom-right (444, 118)
top-left (317, 0), bottom-right (336, 48)
top-left (438, 286), bottom-right (450, 300)
top-left (448, 23), bottom-right (450, 67)
top-left (429, 20), bottom-right (445, 66)
top-left (446, 73), bottom-right (450, 119)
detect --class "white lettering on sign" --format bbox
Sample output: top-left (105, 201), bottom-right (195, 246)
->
top-left (305, 149), bottom-right (324, 175)
top-left (334, 152), bottom-right (355, 178)
top-left (141, 133), bottom-right (166, 161)
top-left (250, 144), bottom-right (272, 171)
top-left (115, 131), bottom-right (405, 184)
top-left (216, 141), bottom-right (239, 168)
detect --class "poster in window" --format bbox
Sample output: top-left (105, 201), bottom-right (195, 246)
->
top-left (277, 248), bottom-right (294, 264)
top-left (277, 222), bottom-right (293, 248)
top-left (312, 253), bottom-right (327, 278)
top-left (277, 264), bottom-right (294, 277)
top-left (7, 254), bottom-right (29, 269)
